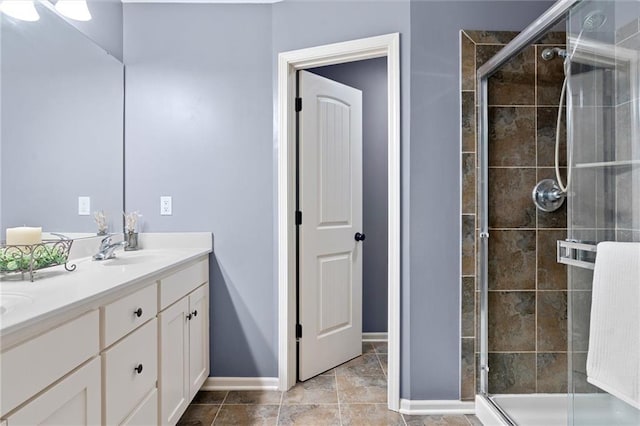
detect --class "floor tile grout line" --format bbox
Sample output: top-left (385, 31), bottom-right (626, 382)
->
top-left (335, 369), bottom-right (344, 426)
top-left (210, 391), bottom-right (228, 425)
top-left (275, 388), bottom-right (284, 425)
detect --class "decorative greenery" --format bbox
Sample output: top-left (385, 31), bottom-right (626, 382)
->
top-left (0, 244), bottom-right (69, 273)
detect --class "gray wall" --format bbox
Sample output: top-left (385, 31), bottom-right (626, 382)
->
top-left (310, 58), bottom-right (389, 333)
top-left (123, 3), bottom-right (275, 377)
top-left (123, 0), bottom-right (554, 400)
top-left (407, 0), bottom-right (554, 399)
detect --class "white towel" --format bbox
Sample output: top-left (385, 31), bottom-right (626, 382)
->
top-left (587, 242), bottom-right (640, 409)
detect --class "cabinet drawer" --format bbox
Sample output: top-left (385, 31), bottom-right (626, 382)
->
top-left (0, 310), bottom-right (99, 416)
top-left (159, 259), bottom-right (208, 310)
top-left (103, 318), bottom-right (157, 425)
top-left (121, 388), bottom-right (157, 426)
top-left (102, 283), bottom-right (157, 348)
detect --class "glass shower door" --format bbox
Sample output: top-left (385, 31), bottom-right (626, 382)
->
top-left (566, 1), bottom-right (640, 424)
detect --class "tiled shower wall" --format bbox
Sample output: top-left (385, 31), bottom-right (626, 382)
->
top-left (459, 31), bottom-right (568, 400)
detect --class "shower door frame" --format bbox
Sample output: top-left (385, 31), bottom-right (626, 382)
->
top-left (476, 0), bottom-right (581, 400)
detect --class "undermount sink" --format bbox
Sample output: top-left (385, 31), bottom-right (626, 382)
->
top-left (0, 293), bottom-right (34, 316)
top-left (99, 252), bottom-right (168, 266)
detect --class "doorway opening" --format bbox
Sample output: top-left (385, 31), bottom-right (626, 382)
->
top-left (277, 33), bottom-right (401, 411)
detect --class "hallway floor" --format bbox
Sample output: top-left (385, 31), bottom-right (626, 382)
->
top-left (178, 342), bottom-right (482, 425)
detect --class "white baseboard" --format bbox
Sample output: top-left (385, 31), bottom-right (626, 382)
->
top-left (362, 332), bottom-right (388, 342)
top-left (399, 399), bottom-right (475, 415)
top-left (202, 377), bottom-right (279, 391)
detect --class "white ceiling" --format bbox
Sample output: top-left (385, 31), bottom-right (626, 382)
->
top-left (121, 0), bottom-right (282, 3)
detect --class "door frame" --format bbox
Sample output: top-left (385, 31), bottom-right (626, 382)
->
top-left (277, 33), bottom-right (401, 411)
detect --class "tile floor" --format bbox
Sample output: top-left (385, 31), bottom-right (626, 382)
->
top-left (178, 342), bottom-right (482, 425)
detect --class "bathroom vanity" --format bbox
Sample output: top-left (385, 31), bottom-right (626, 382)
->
top-left (0, 233), bottom-right (212, 426)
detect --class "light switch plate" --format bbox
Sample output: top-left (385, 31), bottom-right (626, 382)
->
top-left (160, 196), bottom-right (172, 216)
top-left (78, 196), bottom-right (91, 216)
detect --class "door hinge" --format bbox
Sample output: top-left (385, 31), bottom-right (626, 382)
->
top-left (295, 210), bottom-right (302, 226)
top-left (295, 97), bottom-right (302, 112)
top-left (296, 324), bottom-right (302, 339)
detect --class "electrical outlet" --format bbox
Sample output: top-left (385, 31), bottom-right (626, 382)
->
top-left (160, 196), bottom-right (172, 216)
top-left (78, 196), bottom-right (91, 216)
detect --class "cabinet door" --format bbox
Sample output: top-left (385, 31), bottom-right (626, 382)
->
top-left (6, 357), bottom-right (100, 425)
top-left (158, 297), bottom-right (189, 426)
top-left (188, 283), bottom-right (209, 400)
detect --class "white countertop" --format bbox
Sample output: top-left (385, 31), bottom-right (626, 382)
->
top-left (0, 233), bottom-right (212, 347)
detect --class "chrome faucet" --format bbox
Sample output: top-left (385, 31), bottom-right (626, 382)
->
top-left (93, 235), bottom-right (128, 260)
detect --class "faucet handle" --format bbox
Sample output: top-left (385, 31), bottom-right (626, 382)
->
top-left (100, 235), bottom-right (113, 248)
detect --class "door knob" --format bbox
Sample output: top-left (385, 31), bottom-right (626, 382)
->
top-left (133, 308), bottom-right (143, 318)
top-left (355, 232), bottom-right (366, 242)
top-left (134, 364), bottom-right (143, 374)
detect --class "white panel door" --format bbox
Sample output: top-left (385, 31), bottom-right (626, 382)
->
top-left (298, 70), bottom-right (363, 381)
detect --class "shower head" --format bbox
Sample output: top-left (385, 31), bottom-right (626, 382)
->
top-left (582, 10), bottom-right (606, 32)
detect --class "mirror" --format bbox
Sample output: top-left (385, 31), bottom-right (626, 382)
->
top-left (1, 1), bottom-right (124, 239)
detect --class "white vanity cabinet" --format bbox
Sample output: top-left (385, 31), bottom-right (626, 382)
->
top-left (0, 249), bottom-right (210, 426)
top-left (158, 260), bottom-right (209, 426)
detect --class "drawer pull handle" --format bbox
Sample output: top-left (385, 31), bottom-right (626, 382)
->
top-left (192, 310), bottom-right (198, 317)
top-left (186, 313), bottom-right (193, 321)
top-left (134, 308), bottom-right (143, 318)
top-left (134, 364), bottom-right (143, 374)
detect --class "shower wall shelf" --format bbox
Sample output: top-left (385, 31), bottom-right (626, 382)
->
top-left (557, 239), bottom-right (597, 270)
top-left (574, 160), bottom-right (640, 169)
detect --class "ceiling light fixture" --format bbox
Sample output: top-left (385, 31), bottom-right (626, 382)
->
top-left (55, 0), bottom-right (91, 21)
top-left (0, 0), bottom-right (40, 21)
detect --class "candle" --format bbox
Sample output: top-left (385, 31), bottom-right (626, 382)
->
top-left (6, 226), bottom-right (42, 246)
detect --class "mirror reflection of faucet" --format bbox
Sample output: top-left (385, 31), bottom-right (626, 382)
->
top-left (93, 235), bottom-right (128, 261)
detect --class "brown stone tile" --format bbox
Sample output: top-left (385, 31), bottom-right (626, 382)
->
top-left (362, 342), bottom-right (376, 354)
top-left (536, 45), bottom-right (566, 106)
top-left (488, 291), bottom-right (535, 351)
top-left (477, 45), bottom-right (535, 106)
top-left (461, 277), bottom-right (475, 337)
top-left (536, 169), bottom-right (567, 229)
top-left (462, 215), bottom-right (475, 276)
top-left (336, 375), bottom-right (387, 404)
top-left (617, 229), bottom-right (640, 242)
top-left (404, 414), bottom-right (471, 426)
top-left (371, 342), bottom-right (387, 354)
top-left (214, 405), bottom-right (279, 425)
top-left (620, 32), bottom-right (640, 50)
top-left (465, 31), bottom-right (518, 44)
top-left (466, 415), bottom-right (483, 426)
top-left (341, 404), bottom-right (404, 426)
top-left (535, 32), bottom-right (566, 45)
top-left (537, 291), bottom-right (567, 352)
top-left (283, 375), bottom-right (337, 405)
top-left (377, 354), bottom-right (387, 376)
top-left (336, 354), bottom-right (384, 377)
top-left (488, 230), bottom-right (536, 290)
top-left (537, 107), bottom-right (566, 167)
top-left (192, 390), bottom-right (227, 405)
top-left (461, 92), bottom-right (476, 153)
top-left (615, 102), bottom-right (632, 160)
top-left (461, 34), bottom-right (476, 92)
top-left (571, 352), bottom-right (600, 393)
top-left (277, 404), bottom-right (340, 425)
top-left (488, 107), bottom-right (536, 166)
top-left (461, 338), bottom-right (475, 401)
top-left (178, 404), bottom-right (220, 426)
top-left (570, 291), bottom-right (592, 352)
top-left (538, 229), bottom-right (567, 290)
top-left (488, 168), bottom-right (536, 228)
top-left (224, 390), bottom-right (282, 405)
top-left (537, 353), bottom-right (568, 393)
top-left (488, 352), bottom-right (536, 394)
top-left (462, 154), bottom-right (476, 215)
top-left (616, 17), bottom-right (639, 43)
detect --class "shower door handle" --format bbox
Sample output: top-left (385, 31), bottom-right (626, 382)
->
top-left (355, 232), bottom-right (366, 242)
